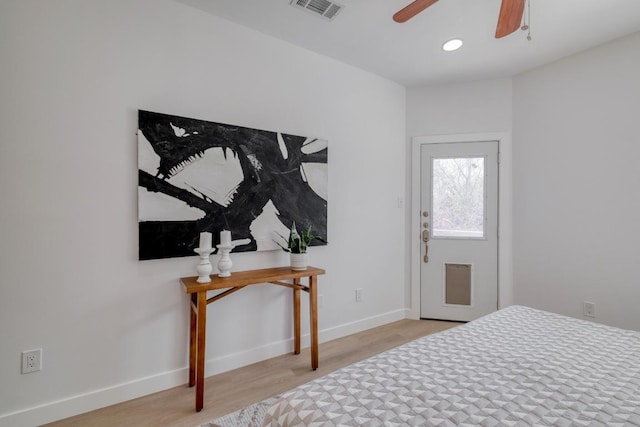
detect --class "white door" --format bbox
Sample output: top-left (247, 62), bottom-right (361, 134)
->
top-left (420, 141), bottom-right (498, 321)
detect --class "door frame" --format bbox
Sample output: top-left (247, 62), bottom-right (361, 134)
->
top-left (408, 132), bottom-right (513, 320)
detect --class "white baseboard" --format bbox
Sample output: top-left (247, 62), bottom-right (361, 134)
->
top-left (320, 308), bottom-right (408, 343)
top-left (206, 307), bottom-right (407, 376)
top-left (0, 308), bottom-right (407, 427)
top-left (0, 369), bottom-right (188, 427)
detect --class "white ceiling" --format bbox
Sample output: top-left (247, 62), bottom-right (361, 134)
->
top-left (178, 0), bottom-right (640, 87)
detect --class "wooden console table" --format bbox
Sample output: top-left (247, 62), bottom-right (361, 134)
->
top-left (180, 266), bottom-right (326, 412)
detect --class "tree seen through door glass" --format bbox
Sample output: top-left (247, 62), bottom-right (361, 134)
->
top-left (432, 157), bottom-right (485, 238)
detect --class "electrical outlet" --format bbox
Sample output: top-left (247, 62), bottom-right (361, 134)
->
top-left (355, 288), bottom-right (363, 302)
top-left (583, 301), bottom-right (596, 318)
top-left (21, 349), bottom-right (42, 374)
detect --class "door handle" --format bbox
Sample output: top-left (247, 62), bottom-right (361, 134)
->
top-left (422, 229), bottom-right (429, 263)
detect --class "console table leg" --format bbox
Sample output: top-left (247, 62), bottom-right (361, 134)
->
top-left (309, 275), bottom-right (319, 370)
top-left (293, 278), bottom-right (301, 355)
top-left (195, 292), bottom-right (207, 412)
top-left (189, 293), bottom-right (197, 387)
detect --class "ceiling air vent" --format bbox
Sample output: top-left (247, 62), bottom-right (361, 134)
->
top-left (290, 0), bottom-right (345, 21)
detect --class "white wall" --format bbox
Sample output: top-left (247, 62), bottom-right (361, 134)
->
top-left (512, 32), bottom-right (640, 331)
top-left (0, 1), bottom-right (406, 425)
top-left (407, 78), bottom-right (513, 136)
top-left (406, 78), bottom-right (514, 312)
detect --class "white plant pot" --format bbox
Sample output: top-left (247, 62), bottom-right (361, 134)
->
top-left (290, 253), bottom-right (308, 271)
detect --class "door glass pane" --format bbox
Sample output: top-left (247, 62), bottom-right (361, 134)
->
top-left (432, 157), bottom-right (485, 238)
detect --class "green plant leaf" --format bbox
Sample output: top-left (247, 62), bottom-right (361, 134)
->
top-left (272, 222), bottom-right (326, 254)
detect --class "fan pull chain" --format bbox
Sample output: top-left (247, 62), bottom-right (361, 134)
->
top-left (521, 0), bottom-right (532, 41)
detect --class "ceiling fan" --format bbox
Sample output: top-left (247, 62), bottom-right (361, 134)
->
top-left (393, 0), bottom-right (526, 39)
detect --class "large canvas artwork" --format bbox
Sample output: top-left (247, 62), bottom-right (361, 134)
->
top-left (137, 110), bottom-right (328, 260)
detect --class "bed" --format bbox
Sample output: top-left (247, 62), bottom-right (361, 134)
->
top-left (262, 305), bottom-right (640, 426)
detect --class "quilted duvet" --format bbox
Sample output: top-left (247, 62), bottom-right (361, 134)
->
top-left (262, 305), bottom-right (640, 426)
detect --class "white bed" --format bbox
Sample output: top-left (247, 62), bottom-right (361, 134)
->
top-left (262, 305), bottom-right (640, 426)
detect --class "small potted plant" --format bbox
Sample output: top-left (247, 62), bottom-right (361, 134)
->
top-left (275, 222), bottom-right (326, 270)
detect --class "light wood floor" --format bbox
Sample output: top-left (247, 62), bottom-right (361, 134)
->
top-left (45, 319), bottom-right (460, 427)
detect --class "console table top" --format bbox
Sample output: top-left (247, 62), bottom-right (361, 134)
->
top-left (180, 266), bottom-right (326, 293)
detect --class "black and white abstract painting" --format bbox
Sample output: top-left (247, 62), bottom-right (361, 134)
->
top-left (137, 110), bottom-right (328, 260)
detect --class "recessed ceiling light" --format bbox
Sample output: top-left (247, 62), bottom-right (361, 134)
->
top-left (442, 38), bottom-right (463, 52)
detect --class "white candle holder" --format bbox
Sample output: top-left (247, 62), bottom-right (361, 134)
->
top-left (216, 244), bottom-right (233, 277)
top-left (215, 238), bottom-right (251, 278)
top-left (194, 247), bottom-right (215, 283)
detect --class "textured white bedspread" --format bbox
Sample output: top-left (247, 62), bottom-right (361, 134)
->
top-left (263, 305), bottom-right (640, 426)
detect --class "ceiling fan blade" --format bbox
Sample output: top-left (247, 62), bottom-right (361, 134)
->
top-left (393, 0), bottom-right (439, 23)
top-left (495, 0), bottom-right (525, 38)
